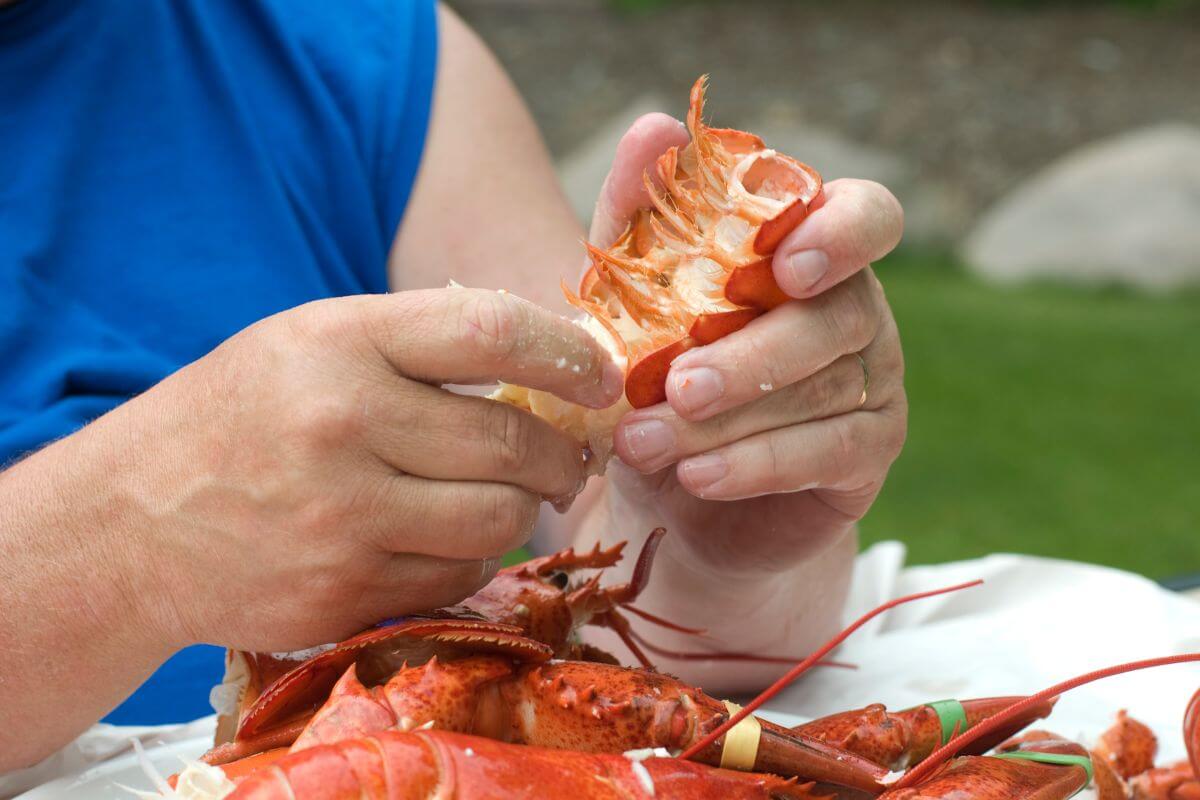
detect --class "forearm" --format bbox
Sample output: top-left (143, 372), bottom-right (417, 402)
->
top-left (0, 410), bottom-right (172, 772)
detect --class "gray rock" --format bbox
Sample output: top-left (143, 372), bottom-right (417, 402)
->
top-left (556, 100), bottom-right (958, 245)
top-left (747, 116), bottom-right (959, 246)
top-left (964, 124), bottom-right (1200, 291)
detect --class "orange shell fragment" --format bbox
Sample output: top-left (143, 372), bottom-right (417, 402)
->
top-left (492, 76), bottom-right (821, 471)
top-left (567, 75), bottom-right (822, 408)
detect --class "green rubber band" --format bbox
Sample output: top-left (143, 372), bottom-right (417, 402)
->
top-left (993, 751), bottom-right (1094, 795)
top-left (926, 699), bottom-right (968, 746)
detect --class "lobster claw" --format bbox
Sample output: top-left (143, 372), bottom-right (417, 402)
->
top-left (880, 735), bottom-right (1094, 800)
top-left (794, 697), bottom-right (1058, 771)
top-left (747, 720), bottom-right (893, 793)
top-left (233, 618), bottom-right (550, 744)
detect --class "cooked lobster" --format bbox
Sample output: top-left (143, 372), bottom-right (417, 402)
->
top-left (492, 75), bottom-right (823, 468)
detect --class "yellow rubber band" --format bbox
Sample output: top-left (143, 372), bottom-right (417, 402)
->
top-left (719, 700), bottom-right (762, 770)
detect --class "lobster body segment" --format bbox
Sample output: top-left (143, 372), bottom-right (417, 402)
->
top-left (214, 534), bottom-right (668, 758)
top-left (284, 656), bottom-right (890, 793)
top-left (227, 730), bottom-right (827, 800)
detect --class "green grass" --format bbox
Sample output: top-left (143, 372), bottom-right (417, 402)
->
top-left (858, 254), bottom-right (1199, 580)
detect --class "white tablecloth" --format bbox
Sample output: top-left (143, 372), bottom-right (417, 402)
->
top-left (6, 542), bottom-right (1199, 797)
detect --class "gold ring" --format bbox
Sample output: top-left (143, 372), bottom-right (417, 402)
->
top-left (855, 352), bottom-right (870, 409)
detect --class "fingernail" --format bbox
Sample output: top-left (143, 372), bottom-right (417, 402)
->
top-left (781, 249), bottom-right (830, 293)
top-left (671, 367), bottom-right (724, 416)
top-left (679, 454), bottom-right (728, 494)
top-left (599, 358), bottom-right (626, 405)
top-left (620, 419), bottom-right (675, 468)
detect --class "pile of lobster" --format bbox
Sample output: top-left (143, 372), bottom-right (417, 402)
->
top-left (151, 529), bottom-right (1200, 800)
top-left (143, 79), bottom-right (1198, 798)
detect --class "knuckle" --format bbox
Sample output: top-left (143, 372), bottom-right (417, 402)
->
top-left (289, 298), bottom-right (369, 357)
top-left (821, 282), bottom-right (874, 354)
top-left (841, 180), bottom-right (903, 262)
top-left (764, 437), bottom-right (789, 488)
top-left (289, 391), bottom-right (366, 456)
top-left (484, 486), bottom-right (538, 549)
top-left (805, 364), bottom-right (843, 418)
top-left (458, 291), bottom-right (522, 366)
top-left (293, 492), bottom-right (354, 542)
top-left (283, 386), bottom-right (367, 462)
top-left (482, 402), bottom-right (533, 474)
top-left (703, 407), bottom-right (737, 447)
top-left (881, 403), bottom-right (909, 461)
top-left (864, 180), bottom-right (905, 242)
top-left (827, 417), bottom-right (862, 479)
top-left (733, 334), bottom-right (784, 395)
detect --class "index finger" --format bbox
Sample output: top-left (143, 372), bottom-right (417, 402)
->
top-left (366, 287), bottom-right (624, 409)
top-left (772, 178), bottom-right (904, 299)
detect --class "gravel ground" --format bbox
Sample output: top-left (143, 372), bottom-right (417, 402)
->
top-left (450, 0), bottom-right (1200, 236)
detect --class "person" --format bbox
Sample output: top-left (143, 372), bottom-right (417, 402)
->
top-left (0, 0), bottom-right (906, 774)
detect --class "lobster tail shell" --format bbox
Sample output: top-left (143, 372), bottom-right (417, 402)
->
top-left (491, 76), bottom-right (822, 459)
top-left (226, 730), bottom-right (830, 800)
top-left (578, 77), bottom-right (821, 410)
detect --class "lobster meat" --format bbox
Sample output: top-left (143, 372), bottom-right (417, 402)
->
top-left (492, 75), bottom-right (823, 467)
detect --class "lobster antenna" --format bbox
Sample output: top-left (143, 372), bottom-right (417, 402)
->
top-left (621, 602), bottom-right (707, 635)
top-left (891, 653), bottom-right (1200, 791)
top-left (679, 579), bottom-right (984, 761)
top-left (606, 527), bottom-right (667, 604)
top-left (625, 627), bottom-right (856, 669)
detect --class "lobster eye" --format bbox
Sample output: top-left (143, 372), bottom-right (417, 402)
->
top-left (547, 570), bottom-right (570, 590)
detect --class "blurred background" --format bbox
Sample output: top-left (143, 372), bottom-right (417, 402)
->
top-left (451, 0), bottom-right (1199, 582)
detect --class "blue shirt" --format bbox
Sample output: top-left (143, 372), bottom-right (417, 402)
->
top-left (0, 0), bottom-right (437, 724)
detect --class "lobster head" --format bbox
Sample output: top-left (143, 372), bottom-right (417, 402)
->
top-left (461, 529), bottom-right (666, 655)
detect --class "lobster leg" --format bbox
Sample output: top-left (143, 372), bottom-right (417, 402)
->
top-left (1129, 689), bottom-right (1200, 800)
top-left (1093, 709), bottom-right (1159, 780)
top-left (794, 696), bottom-right (1058, 770)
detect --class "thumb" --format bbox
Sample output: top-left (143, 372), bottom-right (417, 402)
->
top-left (588, 112), bottom-right (691, 248)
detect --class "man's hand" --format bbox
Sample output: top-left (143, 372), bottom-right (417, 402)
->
top-left (572, 114), bottom-right (906, 687)
top-left (128, 288), bottom-right (622, 652)
top-left (0, 287), bottom-right (619, 769)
